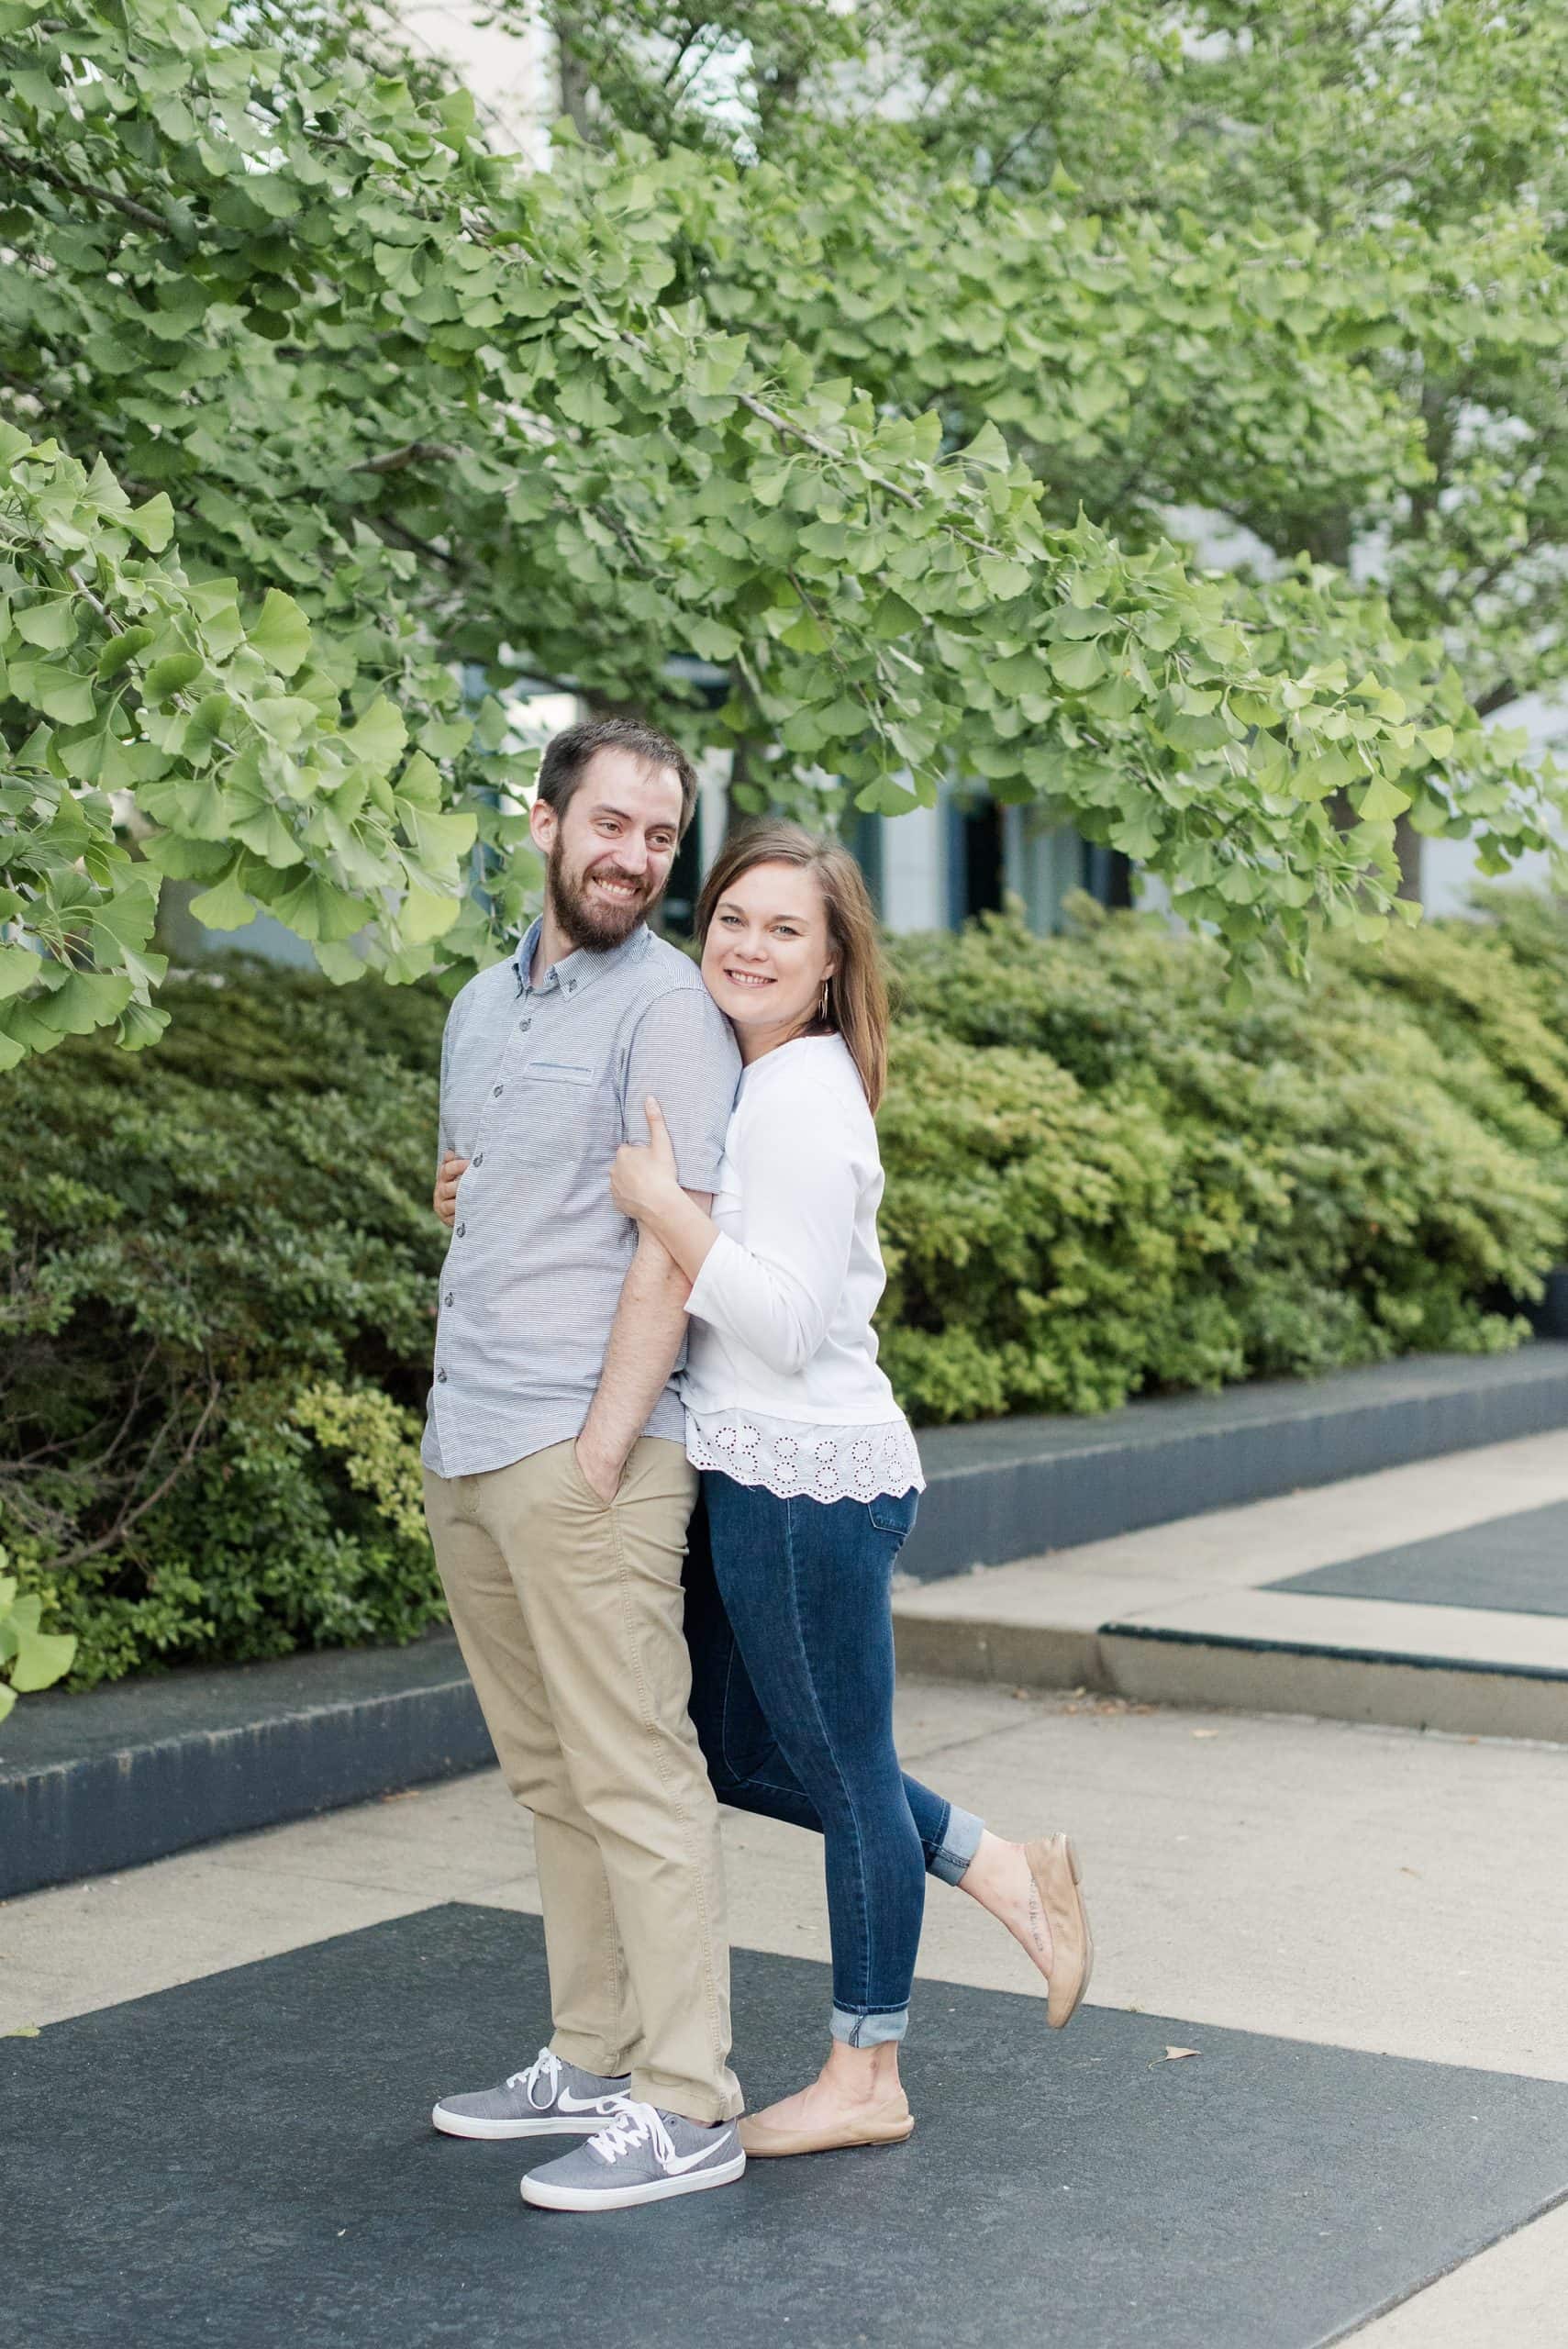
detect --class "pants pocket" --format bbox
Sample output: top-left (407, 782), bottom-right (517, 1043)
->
top-left (561, 1439), bottom-right (618, 1512)
top-left (867, 1489), bottom-right (918, 1541)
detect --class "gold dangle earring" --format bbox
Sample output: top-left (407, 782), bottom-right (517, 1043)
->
top-left (819, 976), bottom-right (831, 1024)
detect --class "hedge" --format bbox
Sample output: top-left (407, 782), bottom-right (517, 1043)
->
top-left (3, 895), bottom-right (1564, 1688)
top-left (880, 895), bottom-right (1568, 1419)
top-left (0, 968), bottom-right (451, 1688)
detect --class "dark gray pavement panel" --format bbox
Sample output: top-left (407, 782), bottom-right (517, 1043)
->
top-left (1269, 1499), bottom-right (1568, 1618)
top-left (9, 1904), bottom-right (1568, 2349)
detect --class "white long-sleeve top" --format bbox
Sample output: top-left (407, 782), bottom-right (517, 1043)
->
top-left (682, 1034), bottom-right (923, 1504)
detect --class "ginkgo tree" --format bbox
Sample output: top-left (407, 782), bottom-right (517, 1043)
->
top-left (1, 0), bottom-right (1562, 1073)
top-left (551, 0), bottom-right (1568, 866)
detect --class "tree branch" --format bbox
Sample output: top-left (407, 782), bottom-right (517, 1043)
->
top-left (351, 440), bottom-right (463, 475)
top-left (0, 139), bottom-right (168, 234)
top-left (591, 500), bottom-right (654, 574)
top-left (375, 515), bottom-right (464, 572)
top-left (660, 18), bottom-right (706, 88)
top-left (65, 562), bottom-right (127, 635)
top-left (49, 1377), bottom-right (221, 1572)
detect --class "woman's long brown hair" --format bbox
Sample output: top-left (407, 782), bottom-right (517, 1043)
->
top-left (695, 822), bottom-right (890, 1112)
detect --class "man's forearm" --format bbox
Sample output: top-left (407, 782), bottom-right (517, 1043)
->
top-left (577, 1229), bottom-right (693, 1491)
top-left (627, 1184), bottom-right (720, 1287)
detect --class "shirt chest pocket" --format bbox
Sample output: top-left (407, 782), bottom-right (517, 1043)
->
top-left (503, 1057), bottom-right (618, 1171)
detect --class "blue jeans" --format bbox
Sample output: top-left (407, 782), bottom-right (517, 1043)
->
top-left (684, 1473), bottom-right (984, 2046)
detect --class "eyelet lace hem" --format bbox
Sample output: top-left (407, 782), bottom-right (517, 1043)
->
top-left (685, 1408), bottom-right (924, 1505)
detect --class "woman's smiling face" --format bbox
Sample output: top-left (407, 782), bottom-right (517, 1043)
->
top-left (700, 859), bottom-right (835, 1054)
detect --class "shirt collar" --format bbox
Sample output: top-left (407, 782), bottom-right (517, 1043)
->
top-left (513, 917), bottom-right (653, 1000)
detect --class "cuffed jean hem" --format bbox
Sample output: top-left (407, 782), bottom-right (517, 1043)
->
top-left (831, 2005), bottom-right (909, 2047)
top-left (929, 1801), bottom-right (985, 1888)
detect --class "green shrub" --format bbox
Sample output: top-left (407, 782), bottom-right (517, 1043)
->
top-left (1472, 884), bottom-right (1568, 1008)
top-left (877, 1026), bottom-right (1242, 1418)
top-left (2, 900), bottom-right (1564, 1686)
top-left (882, 899), bottom-right (1568, 1420)
top-left (0, 962), bottom-right (450, 1687)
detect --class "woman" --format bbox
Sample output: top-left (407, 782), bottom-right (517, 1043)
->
top-left (609, 822), bottom-right (1092, 2158)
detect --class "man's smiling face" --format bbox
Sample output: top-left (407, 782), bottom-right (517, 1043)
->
top-left (531, 747), bottom-right (685, 951)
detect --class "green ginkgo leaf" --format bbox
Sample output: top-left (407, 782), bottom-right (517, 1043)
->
top-left (248, 590), bottom-right (311, 676)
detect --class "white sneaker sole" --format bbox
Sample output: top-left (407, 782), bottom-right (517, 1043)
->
top-left (431, 2106), bottom-right (611, 2142)
top-left (520, 2150), bottom-right (746, 2211)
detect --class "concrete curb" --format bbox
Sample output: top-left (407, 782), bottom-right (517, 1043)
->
top-left (6, 1342), bottom-right (1567, 1897)
top-left (899, 1341), bottom-right (1568, 1580)
top-left (1100, 1622), bottom-right (1568, 1741)
top-left (892, 1611), bottom-right (1568, 1743)
top-left (0, 1637), bottom-right (491, 1901)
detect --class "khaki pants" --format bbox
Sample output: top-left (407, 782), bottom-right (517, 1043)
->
top-left (423, 1437), bottom-right (740, 2124)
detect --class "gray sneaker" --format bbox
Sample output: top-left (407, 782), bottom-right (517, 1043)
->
top-left (520, 2096), bottom-right (745, 2211)
top-left (432, 2047), bottom-right (629, 2141)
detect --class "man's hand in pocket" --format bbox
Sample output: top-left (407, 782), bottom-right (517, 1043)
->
top-left (433, 1153), bottom-right (469, 1230)
top-left (573, 1435), bottom-right (624, 1504)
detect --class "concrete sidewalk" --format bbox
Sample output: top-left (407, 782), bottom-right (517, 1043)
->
top-left (6, 1675), bottom-right (1567, 2343)
top-left (895, 1429), bottom-right (1568, 1738)
top-left (10, 1383), bottom-right (1567, 1905)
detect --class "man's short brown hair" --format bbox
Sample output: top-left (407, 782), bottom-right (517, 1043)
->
top-left (536, 718), bottom-right (700, 837)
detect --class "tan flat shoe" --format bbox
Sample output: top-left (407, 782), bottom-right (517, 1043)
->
top-left (739, 2091), bottom-right (915, 2158)
top-left (1024, 1832), bottom-right (1094, 2028)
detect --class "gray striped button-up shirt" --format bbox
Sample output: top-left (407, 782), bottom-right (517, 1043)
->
top-left (422, 917), bottom-right (740, 1480)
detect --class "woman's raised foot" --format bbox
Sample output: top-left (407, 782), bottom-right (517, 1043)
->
top-left (960, 1827), bottom-right (1095, 2026)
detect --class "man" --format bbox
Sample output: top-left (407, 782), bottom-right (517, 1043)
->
top-left (422, 717), bottom-right (744, 2213)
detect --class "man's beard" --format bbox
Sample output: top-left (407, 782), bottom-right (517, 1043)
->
top-left (547, 841), bottom-right (659, 952)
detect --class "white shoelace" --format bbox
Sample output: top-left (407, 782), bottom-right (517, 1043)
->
top-left (587, 2097), bottom-right (674, 2169)
top-left (506, 2048), bottom-right (562, 2110)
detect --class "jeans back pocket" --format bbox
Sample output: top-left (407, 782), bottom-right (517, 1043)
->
top-left (868, 1488), bottom-right (918, 1540)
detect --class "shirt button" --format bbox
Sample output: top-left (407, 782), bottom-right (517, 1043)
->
top-left (492, 1084), bottom-right (504, 1097)
top-left (437, 1368), bottom-right (448, 1384)
top-left (473, 1151), bottom-right (484, 1166)
top-left (518, 1019), bottom-right (531, 1033)
top-left (455, 1221), bottom-right (466, 1238)
top-left (444, 1291), bottom-right (454, 1307)
top-left (565, 978), bottom-right (577, 993)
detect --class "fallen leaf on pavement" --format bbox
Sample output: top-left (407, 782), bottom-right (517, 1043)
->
top-left (5, 2023), bottom-right (40, 2038)
top-left (1162, 2046), bottom-right (1199, 2061)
